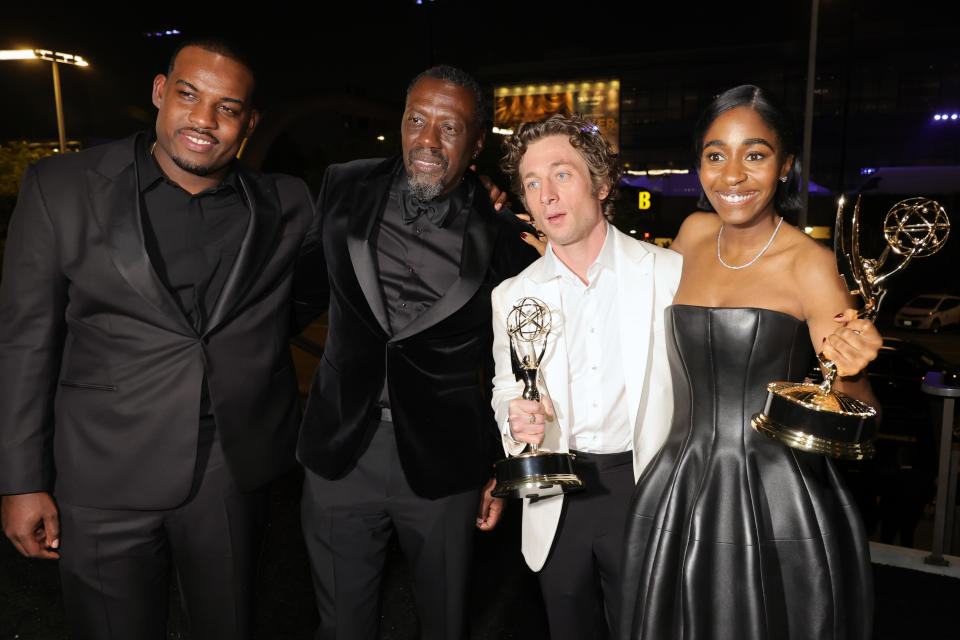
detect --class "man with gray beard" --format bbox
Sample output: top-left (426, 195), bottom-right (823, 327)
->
top-left (293, 65), bottom-right (537, 640)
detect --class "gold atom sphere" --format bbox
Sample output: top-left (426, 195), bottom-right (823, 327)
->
top-left (507, 297), bottom-right (552, 342)
top-left (883, 197), bottom-right (950, 257)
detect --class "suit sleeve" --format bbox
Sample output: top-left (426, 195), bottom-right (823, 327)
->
top-left (490, 284), bottom-right (526, 457)
top-left (490, 211), bottom-right (540, 282)
top-left (291, 168), bottom-right (332, 334)
top-left (0, 164), bottom-right (67, 495)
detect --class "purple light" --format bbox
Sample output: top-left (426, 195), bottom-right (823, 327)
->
top-left (934, 114), bottom-right (942, 120)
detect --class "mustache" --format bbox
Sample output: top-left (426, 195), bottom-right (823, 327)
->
top-left (407, 148), bottom-right (448, 169)
top-left (178, 127), bottom-right (220, 145)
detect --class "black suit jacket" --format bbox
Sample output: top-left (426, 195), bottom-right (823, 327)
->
top-left (0, 133), bottom-right (314, 510)
top-left (295, 157), bottom-right (536, 499)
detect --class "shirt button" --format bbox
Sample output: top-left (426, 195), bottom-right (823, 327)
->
top-left (591, 365), bottom-right (598, 371)
top-left (590, 328), bottom-right (595, 333)
top-left (415, 226), bottom-right (423, 235)
top-left (400, 302), bottom-right (407, 309)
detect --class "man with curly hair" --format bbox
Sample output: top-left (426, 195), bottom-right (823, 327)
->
top-left (492, 113), bottom-right (682, 638)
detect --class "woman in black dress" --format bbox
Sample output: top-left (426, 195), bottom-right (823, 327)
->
top-left (620, 85), bottom-right (881, 640)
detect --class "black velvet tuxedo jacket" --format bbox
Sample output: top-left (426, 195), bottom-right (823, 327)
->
top-left (295, 157), bottom-right (536, 499)
top-left (0, 133), bottom-right (314, 510)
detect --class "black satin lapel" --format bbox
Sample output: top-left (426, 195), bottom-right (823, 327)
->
top-left (206, 171), bottom-right (282, 333)
top-left (347, 169), bottom-right (392, 334)
top-left (86, 164), bottom-right (190, 332)
top-left (391, 198), bottom-right (493, 342)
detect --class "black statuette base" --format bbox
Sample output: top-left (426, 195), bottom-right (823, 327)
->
top-left (751, 382), bottom-right (877, 460)
top-left (492, 451), bottom-right (584, 500)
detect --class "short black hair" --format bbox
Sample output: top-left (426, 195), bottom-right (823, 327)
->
top-left (693, 84), bottom-right (802, 214)
top-left (406, 64), bottom-right (487, 131)
top-left (167, 37), bottom-right (257, 102)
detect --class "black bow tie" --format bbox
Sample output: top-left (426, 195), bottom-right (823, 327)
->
top-left (401, 192), bottom-right (451, 227)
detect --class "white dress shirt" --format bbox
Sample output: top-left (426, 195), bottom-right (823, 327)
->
top-left (541, 225), bottom-right (632, 453)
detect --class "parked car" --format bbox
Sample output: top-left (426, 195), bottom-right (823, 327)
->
top-left (893, 294), bottom-right (960, 333)
top-left (837, 336), bottom-right (960, 547)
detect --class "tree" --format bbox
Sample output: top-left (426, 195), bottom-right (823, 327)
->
top-left (0, 143), bottom-right (61, 278)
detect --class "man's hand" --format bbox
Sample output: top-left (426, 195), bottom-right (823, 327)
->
top-left (476, 477), bottom-right (505, 531)
top-left (2, 492), bottom-right (60, 559)
top-left (507, 395), bottom-right (553, 446)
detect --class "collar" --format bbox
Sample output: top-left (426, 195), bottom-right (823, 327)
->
top-left (539, 221), bottom-right (615, 284)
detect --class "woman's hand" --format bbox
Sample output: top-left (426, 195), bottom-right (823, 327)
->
top-left (822, 309), bottom-right (882, 377)
top-left (515, 212), bottom-right (547, 256)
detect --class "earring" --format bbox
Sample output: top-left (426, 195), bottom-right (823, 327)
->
top-left (779, 175), bottom-right (787, 183)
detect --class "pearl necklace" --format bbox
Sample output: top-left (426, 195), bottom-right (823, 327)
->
top-left (717, 216), bottom-right (784, 270)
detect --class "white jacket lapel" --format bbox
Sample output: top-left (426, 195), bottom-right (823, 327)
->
top-left (613, 230), bottom-right (654, 427)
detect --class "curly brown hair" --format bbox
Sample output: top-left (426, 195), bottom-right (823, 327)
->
top-left (500, 113), bottom-right (621, 217)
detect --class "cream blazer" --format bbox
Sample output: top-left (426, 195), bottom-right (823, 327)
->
top-left (490, 225), bottom-right (682, 571)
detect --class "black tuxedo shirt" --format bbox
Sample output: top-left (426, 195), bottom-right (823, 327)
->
top-left (294, 157), bottom-right (537, 499)
top-left (0, 133), bottom-right (314, 510)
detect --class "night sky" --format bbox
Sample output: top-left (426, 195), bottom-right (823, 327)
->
top-left (1, 0), bottom-right (938, 144)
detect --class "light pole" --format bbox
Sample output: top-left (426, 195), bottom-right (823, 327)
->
top-left (0, 49), bottom-right (90, 152)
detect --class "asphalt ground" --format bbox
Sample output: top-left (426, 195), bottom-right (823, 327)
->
top-left (3, 465), bottom-right (960, 639)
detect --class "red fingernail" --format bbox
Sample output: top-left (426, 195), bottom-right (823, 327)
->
top-left (822, 337), bottom-right (826, 344)
top-left (520, 232), bottom-right (528, 239)
top-left (834, 313), bottom-right (844, 319)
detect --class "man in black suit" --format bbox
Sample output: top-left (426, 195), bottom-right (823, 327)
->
top-left (295, 65), bottom-right (536, 640)
top-left (0, 40), bottom-right (313, 639)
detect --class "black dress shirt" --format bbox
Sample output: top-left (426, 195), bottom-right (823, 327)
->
top-left (136, 136), bottom-right (249, 445)
top-left (376, 170), bottom-right (470, 334)
top-left (374, 170), bottom-right (472, 409)
top-left (137, 137), bottom-right (248, 333)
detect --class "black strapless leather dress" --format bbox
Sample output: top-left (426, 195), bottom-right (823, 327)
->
top-left (621, 306), bottom-right (873, 640)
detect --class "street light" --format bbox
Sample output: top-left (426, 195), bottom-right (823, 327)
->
top-left (0, 48), bottom-right (90, 153)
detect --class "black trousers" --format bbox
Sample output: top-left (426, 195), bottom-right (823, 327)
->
top-left (301, 420), bottom-right (480, 640)
top-left (537, 450), bottom-right (635, 640)
top-left (57, 432), bottom-right (268, 640)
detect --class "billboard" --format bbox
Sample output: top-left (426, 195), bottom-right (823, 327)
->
top-left (493, 80), bottom-right (620, 151)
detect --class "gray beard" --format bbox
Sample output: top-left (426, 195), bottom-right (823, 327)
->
top-left (407, 174), bottom-right (444, 201)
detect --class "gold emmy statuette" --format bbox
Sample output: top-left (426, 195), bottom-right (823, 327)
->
top-left (752, 196), bottom-right (950, 460)
top-left (492, 297), bottom-right (584, 499)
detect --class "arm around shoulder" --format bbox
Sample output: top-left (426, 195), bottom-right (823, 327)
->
top-left (291, 173), bottom-right (331, 332)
